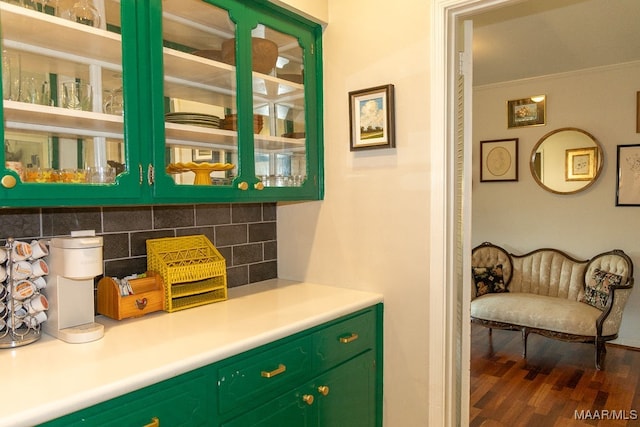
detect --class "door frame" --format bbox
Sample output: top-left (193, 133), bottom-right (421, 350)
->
top-left (430, 0), bottom-right (514, 425)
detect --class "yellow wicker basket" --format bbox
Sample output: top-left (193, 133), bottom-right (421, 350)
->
top-left (146, 235), bottom-right (227, 312)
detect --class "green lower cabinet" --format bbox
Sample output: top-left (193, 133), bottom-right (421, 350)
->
top-left (39, 304), bottom-right (383, 427)
top-left (221, 351), bottom-right (375, 427)
top-left (313, 351), bottom-right (376, 427)
top-left (39, 366), bottom-right (216, 427)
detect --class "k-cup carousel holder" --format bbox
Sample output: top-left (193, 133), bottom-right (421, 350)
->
top-left (0, 237), bottom-right (50, 348)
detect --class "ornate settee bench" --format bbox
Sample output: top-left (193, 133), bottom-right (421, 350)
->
top-left (471, 242), bottom-right (634, 369)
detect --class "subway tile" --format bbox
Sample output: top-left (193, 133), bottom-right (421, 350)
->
top-left (131, 230), bottom-right (175, 256)
top-left (153, 205), bottom-right (195, 229)
top-left (176, 226), bottom-right (215, 243)
top-left (3, 202), bottom-right (276, 289)
top-left (231, 203), bottom-right (262, 223)
top-left (195, 204), bottom-right (231, 225)
top-left (233, 243), bottom-right (263, 265)
top-left (103, 206), bottom-right (152, 232)
top-left (226, 265), bottom-right (249, 288)
top-left (104, 257), bottom-right (148, 278)
top-left (0, 208), bottom-right (41, 239)
top-left (216, 224), bottom-right (248, 247)
top-left (101, 233), bottom-right (129, 260)
top-left (262, 203), bottom-right (277, 221)
top-left (249, 261), bottom-right (278, 283)
top-left (217, 246), bottom-right (232, 264)
top-left (264, 241), bottom-right (277, 261)
top-left (42, 207), bottom-right (102, 236)
top-left (249, 222), bottom-right (276, 242)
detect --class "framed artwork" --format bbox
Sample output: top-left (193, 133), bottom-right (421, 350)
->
top-left (480, 138), bottom-right (518, 182)
top-left (616, 144), bottom-right (640, 206)
top-left (507, 95), bottom-right (546, 128)
top-left (565, 147), bottom-right (597, 181)
top-left (636, 92), bottom-right (640, 133)
top-left (349, 84), bottom-right (395, 151)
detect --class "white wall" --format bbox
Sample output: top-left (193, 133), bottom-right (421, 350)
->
top-left (276, 0), bottom-right (432, 425)
top-left (473, 62), bottom-right (640, 347)
top-left (271, 0), bottom-right (328, 24)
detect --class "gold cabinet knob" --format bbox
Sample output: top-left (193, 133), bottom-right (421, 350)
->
top-left (254, 181), bottom-right (264, 190)
top-left (302, 394), bottom-right (314, 405)
top-left (1, 175), bottom-right (17, 189)
top-left (317, 385), bottom-right (330, 396)
top-left (238, 181), bottom-right (249, 191)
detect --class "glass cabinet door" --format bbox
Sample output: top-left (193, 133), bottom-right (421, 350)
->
top-left (251, 25), bottom-right (307, 189)
top-left (0, 0), bottom-right (141, 205)
top-left (151, 0), bottom-right (239, 197)
top-left (151, 0), bottom-right (322, 202)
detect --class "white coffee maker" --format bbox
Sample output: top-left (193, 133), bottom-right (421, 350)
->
top-left (43, 232), bottom-right (104, 343)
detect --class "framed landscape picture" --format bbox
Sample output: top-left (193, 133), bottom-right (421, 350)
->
top-left (349, 84), bottom-right (395, 151)
top-left (507, 95), bottom-right (546, 128)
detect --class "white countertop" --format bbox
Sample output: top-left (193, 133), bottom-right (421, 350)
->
top-left (0, 279), bottom-right (383, 427)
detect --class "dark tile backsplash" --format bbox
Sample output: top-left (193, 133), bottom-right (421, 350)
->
top-left (0, 203), bottom-right (277, 289)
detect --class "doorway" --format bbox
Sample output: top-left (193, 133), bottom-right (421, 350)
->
top-left (430, 0), bottom-right (522, 425)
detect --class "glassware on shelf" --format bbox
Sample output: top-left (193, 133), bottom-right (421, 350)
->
top-left (72, 0), bottom-right (99, 27)
top-left (60, 81), bottom-right (92, 111)
top-left (103, 87), bottom-right (124, 115)
top-left (2, 50), bottom-right (21, 102)
top-left (37, 0), bottom-right (59, 16)
top-left (60, 0), bottom-right (100, 27)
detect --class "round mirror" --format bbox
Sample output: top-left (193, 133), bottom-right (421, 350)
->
top-left (530, 127), bottom-right (603, 194)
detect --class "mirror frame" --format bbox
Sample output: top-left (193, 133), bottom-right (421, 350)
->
top-left (530, 127), bottom-right (603, 195)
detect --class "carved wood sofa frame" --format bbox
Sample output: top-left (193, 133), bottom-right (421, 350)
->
top-left (471, 242), bottom-right (634, 370)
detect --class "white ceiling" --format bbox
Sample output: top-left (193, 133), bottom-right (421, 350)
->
top-left (471, 0), bottom-right (640, 86)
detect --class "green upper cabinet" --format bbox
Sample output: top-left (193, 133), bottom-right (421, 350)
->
top-left (0, 0), bottom-right (145, 206)
top-left (0, 0), bottom-right (323, 207)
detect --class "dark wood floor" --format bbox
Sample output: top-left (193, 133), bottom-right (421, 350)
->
top-left (470, 323), bottom-right (640, 427)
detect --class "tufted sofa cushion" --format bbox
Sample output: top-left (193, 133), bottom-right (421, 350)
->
top-left (471, 293), bottom-right (611, 336)
top-left (509, 250), bottom-right (588, 301)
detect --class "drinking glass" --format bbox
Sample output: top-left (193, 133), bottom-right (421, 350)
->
top-left (88, 166), bottom-right (115, 183)
top-left (103, 87), bottom-right (124, 115)
top-left (2, 50), bottom-right (21, 101)
top-left (69, 0), bottom-right (99, 27)
top-left (61, 81), bottom-right (92, 110)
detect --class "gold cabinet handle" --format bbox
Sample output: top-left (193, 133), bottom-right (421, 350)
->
top-left (1, 175), bottom-right (17, 189)
top-left (238, 181), bottom-right (249, 191)
top-left (254, 181), bottom-right (264, 190)
top-left (317, 385), bottom-right (330, 396)
top-left (339, 333), bottom-right (359, 344)
top-left (147, 164), bottom-right (154, 185)
top-left (143, 417), bottom-right (160, 427)
top-left (261, 363), bottom-right (286, 378)
top-left (302, 394), bottom-right (314, 405)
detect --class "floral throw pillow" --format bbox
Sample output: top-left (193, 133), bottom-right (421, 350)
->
top-left (472, 264), bottom-right (506, 297)
top-left (583, 268), bottom-right (623, 310)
